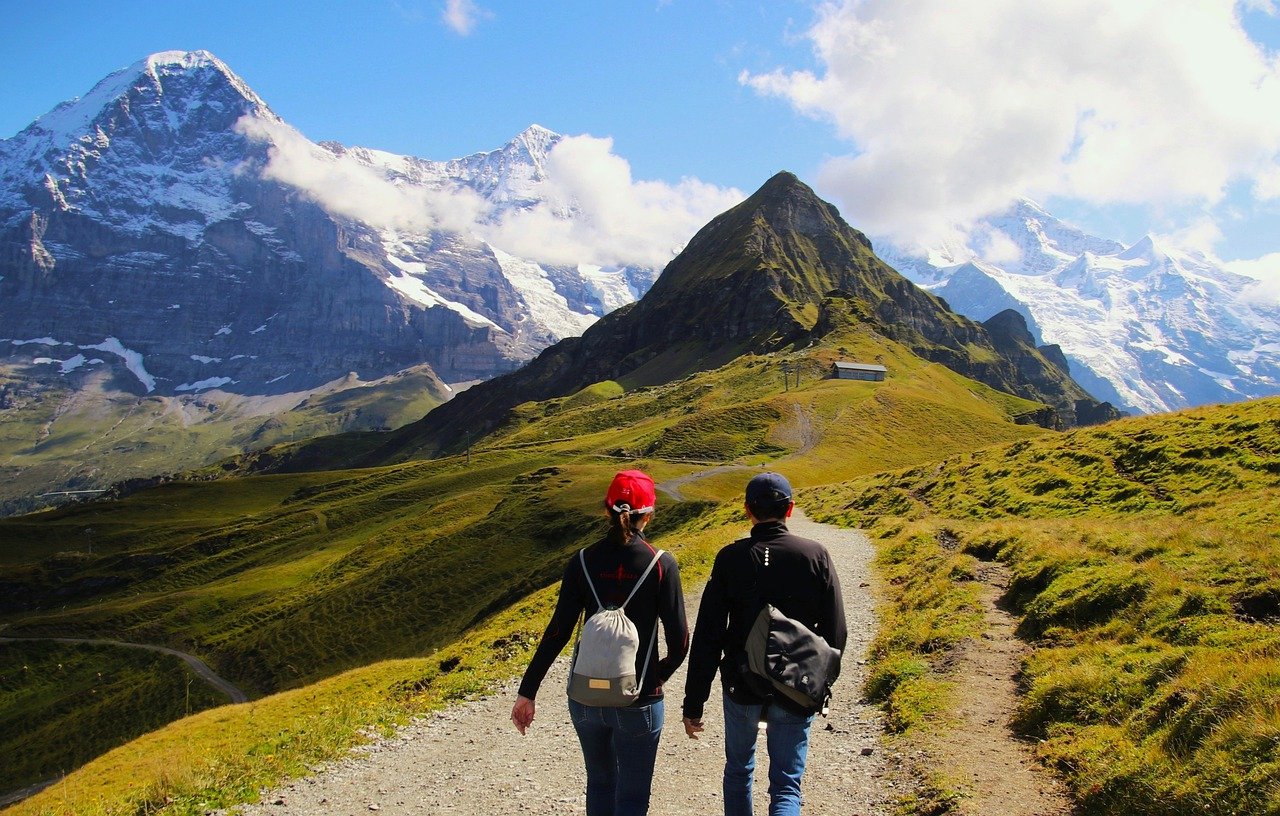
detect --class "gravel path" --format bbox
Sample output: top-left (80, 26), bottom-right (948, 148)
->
top-left (231, 509), bottom-right (908, 815)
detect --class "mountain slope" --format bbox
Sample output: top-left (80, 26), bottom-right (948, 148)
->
top-left (291, 172), bottom-right (1116, 467)
top-left (881, 200), bottom-right (1280, 413)
top-left (808, 394), bottom-right (1280, 815)
top-left (0, 51), bottom-right (654, 396)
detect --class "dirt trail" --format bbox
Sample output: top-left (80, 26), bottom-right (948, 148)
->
top-left (0, 636), bottom-right (248, 703)
top-left (227, 511), bottom-right (1077, 816)
top-left (917, 564), bottom-right (1077, 815)
top-left (230, 510), bottom-right (906, 815)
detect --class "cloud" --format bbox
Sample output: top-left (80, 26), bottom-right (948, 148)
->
top-left (236, 118), bottom-right (743, 269)
top-left (976, 228), bottom-right (1022, 265)
top-left (235, 117), bottom-right (486, 233)
top-left (743, 0), bottom-right (1280, 246)
top-left (1226, 253), bottom-right (1280, 305)
top-left (441, 0), bottom-right (491, 35)
top-left (484, 135), bottom-right (745, 267)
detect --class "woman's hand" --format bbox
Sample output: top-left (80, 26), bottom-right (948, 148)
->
top-left (511, 695), bottom-right (536, 734)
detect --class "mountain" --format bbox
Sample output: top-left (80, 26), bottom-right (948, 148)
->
top-left (236, 172), bottom-right (1116, 473)
top-left (879, 200), bottom-right (1280, 414)
top-left (0, 51), bottom-right (657, 397)
top-left (0, 51), bottom-right (663, 511)
top-left (0, 171), bottom-right (1126, 801)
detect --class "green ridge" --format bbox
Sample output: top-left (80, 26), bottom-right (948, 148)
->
top-left (807, 396), bottom-right (1280, 815)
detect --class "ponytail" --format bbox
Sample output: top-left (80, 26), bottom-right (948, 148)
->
top-left (608, 506), bottom-right (650, 542)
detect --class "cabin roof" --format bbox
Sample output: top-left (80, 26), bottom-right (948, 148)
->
top-left (832, 361), bottom-right (888, 373)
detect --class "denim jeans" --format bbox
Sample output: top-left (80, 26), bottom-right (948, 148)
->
top-left (721, 692), bottom-right (815, 816)
top-left (567, 697), bottom-right (664, 816)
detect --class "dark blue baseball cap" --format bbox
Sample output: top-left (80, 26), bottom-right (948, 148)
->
top-left (746, 472), bottom-right (793, 506)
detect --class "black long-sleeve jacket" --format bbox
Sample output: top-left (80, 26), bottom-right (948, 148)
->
top-left (518, 529), bottom-right (688, 706)
top-left (682, 520), bottom-right (847, 720)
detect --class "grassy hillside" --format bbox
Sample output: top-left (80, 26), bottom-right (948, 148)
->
top-left (807, 396), bottom-right (1280, 815)
top-left (0, 319), bottom-right (1050, 808)
top-left (0, 641), bottom-right (226, 794)
top-left (0, 364), bottom-right (449, 516)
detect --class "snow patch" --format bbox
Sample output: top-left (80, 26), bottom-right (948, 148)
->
top-left (489, 245), bottom-right (596, 339)
top-left (80, 337), bottom-right (156, 392)
top-left (9, 337), bottom-right (67, 346)
top-left (176, 376), bottom-right (234, 392)
top-left (191, 355), bottom-right (221, 363)
top-left (383, 255), bottom-right (502, 329)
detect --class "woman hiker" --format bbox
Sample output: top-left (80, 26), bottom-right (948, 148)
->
top-left (511, 469), bottom-right (689, 816)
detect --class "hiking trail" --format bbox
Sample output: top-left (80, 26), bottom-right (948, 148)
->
top-left (227, 510), bottom-right (1075, 815)
top-left (228, 511), bottom-right (903, 815)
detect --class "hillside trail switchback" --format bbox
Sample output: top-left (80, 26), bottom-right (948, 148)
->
top-left (230, 510), bottom-right (1071, 815)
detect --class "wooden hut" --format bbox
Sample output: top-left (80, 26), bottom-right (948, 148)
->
top-left (830, 361), bottom-right (887, 382)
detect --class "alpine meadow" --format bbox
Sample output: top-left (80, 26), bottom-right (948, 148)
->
top-left (2, 44), bottom-right (1279, 816)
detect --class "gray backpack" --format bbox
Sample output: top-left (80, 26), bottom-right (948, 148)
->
top-left (567, 548), bottom-right (664, 707)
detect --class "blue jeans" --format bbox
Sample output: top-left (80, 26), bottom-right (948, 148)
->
top-left (568, 697), bottom-right (664, 816)
top-left (722, 692), bottom-right (816, 816)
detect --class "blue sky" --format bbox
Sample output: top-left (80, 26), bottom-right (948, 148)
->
top-left (5, 0), bottom-right (1280, 278)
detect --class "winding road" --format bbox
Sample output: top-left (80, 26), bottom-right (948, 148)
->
top-left (0, 636), bottom-right (248, 703)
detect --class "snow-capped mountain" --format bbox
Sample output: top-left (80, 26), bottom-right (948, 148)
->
top-left (0, 51), bottom-right (657, 396)
top-left (880, 201), bottom-right (1280, 414)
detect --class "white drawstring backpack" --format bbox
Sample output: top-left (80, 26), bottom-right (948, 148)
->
top-left (567, 548), bottom-right (664, 707)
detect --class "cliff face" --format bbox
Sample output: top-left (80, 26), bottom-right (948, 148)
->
top-left (0, 196), bottom-right (521, 393)
top-left (0, 53), bottom-right (650, 398)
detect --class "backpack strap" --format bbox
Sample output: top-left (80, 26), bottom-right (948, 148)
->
top-left (578, 548), bottom-right (604, 610)
top-left (577, 548), bottom-right (667, 694)
top-left (577, 548), bottom-right (665, 610)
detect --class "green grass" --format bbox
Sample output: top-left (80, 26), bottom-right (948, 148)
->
top-left (807, 396), bottom-right (1280, 815)
top-left (0, 641), bottom-right (226, 793)
top-left (0, 366), bottom-right (447, 516)
top-left (0, 318), bottom-right (1058, 811)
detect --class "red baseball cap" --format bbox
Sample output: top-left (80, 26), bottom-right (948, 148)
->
top-left (605, 470), bottom-right (656, 514)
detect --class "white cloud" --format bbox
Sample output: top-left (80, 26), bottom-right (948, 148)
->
top-left (1227, 253), bottom-right (1280, 305)
top-left (743, 0), bottom-right (1280, 246)
top-left (1155, 217), bottom-right (1227, 258)
top-left (236, 117), bottom-right (486, 233)
top-left (235, 118), bottom-right (743, 270)
top-left (485, 135), bottom-right (745, 267)
top-left (441, 0), bottom-right (491, 35)
top-left (976, 227), bottom-right (1022, 264)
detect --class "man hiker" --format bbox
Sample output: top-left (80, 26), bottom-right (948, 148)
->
top-left (681, 472), bottom-right (847, 816)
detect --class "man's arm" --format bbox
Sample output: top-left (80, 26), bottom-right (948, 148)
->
top-left (822, 551), bottom-right (848, 682)
top-left (681, 552), bottom-right (729, 722)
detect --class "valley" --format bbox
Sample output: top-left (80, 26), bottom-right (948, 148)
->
top-left (0, 57), bottom-right (1275, 813)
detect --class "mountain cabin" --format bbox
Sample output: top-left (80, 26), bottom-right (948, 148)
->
top-left (830, 361), bottom-right (887, 382)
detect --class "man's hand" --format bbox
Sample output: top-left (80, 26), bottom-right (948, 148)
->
top-left (511, 695), bottom-right (536, 735)
top-left (682, 716), bottom-right (704, 740)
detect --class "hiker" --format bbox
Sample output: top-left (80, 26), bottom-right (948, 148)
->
top-left (681, 472), bottom-right (848, 816)
top-left (511, 469), bottom-right (688, 816)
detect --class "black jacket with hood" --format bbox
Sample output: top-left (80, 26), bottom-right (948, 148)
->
top-left (681, 520), bottom-right (847, 719)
